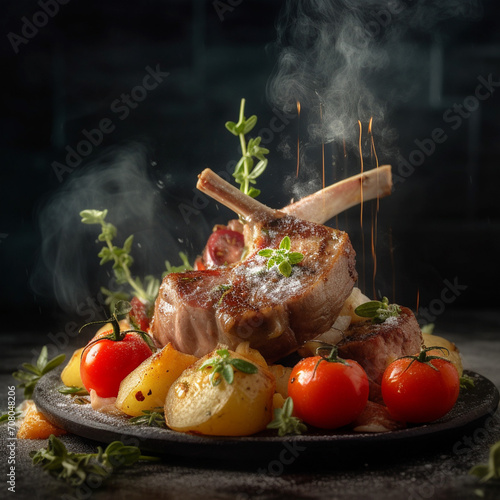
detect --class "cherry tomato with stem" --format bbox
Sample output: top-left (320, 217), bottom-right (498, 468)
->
top-left (80, 301), bottom-right (154, 398)
top-left (381, 346), bottom-right (460, 423)
top-left (288, 346), bottom-right (369, 429)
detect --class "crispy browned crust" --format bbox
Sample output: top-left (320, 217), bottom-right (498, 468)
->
top-left (337, 306), bottom-right (423, 385)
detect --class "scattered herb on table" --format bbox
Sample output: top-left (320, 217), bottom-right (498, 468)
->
top-left (225, 98), bottom-right (269, 198)
top-left (258, 236), bottom-right (304, 278)
top-left (267, 397), bottom-right (307, 436)
top-left (354, 296), bottom-right (401, 324)
top-left (0, 409), bottom-right (21, 424)
top-left (469, 440), bottom-right (500, 483)
top-left (31, 435), bottom-right (159, 487)
top-left (130, 409), bottom-right (166, 428)
top-left (12, 346), bottom-right (66, 399)
top-left (199, 348), bottom-right (258, 386)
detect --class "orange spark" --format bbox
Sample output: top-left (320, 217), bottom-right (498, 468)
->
top-left (371, 209), bottom-right (377, 299)
top-left (416, 288), bottom-right (420, 315)
top-left (358, 120), bottom-right (365, 293)
top-left (296, 101), bottom-right (301, 177)
top-left (368, 117), bottom-right (380, 212)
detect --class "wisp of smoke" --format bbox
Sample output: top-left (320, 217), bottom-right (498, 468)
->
top-left (30, 144), bottom-right (182, 313)
top-left (267, 0), bottom-right (482, 159)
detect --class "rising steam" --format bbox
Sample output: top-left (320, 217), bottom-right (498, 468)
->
top-left (267, 0), bottom-right (482, 155)
top-left (31, 145), bottom-right (185, 313)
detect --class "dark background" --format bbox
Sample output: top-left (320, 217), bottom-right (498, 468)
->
top-left (1, 0), bottom-right (499, 338)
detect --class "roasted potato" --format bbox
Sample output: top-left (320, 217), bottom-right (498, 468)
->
top-left (115, 343), bottom-right (198, 417)
top-left (165, 348), bottom-right (275, 436)
top-left (422, 332), bottom-right (463, 376)
top-left (60, 347), bottom-right (84, 388)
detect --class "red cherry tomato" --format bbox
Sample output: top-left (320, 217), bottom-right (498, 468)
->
top-left (80, 329), bottom-right (153, 398)
top-left (129, 296), bottom-right (152, 332)
top-left (203, 229), bottom-right (244, 267)
top-left (288, 349), bottom-right (369, 429)
top-left (381, 350), bottom-right (460, 423)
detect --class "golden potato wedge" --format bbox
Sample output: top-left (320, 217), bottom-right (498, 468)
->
top-left (268, 364), bottom-right (292, 399)
top-left (422, 332), bottom-right (463, 376)
top-left (165, 349), bottom-right (275, 436)
top-left (115, 343), bottom-right (198, 417)
top-left (60, 347), bottom-right (84, 388)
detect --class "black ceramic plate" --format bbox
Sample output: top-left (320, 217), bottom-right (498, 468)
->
top-left (34, 368), bottom-right (499, 462)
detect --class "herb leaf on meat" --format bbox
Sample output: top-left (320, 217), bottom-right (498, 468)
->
top-left (354, 296), bottom-right (401, 323)
top-left (258, 236), bottom-right (304, 278)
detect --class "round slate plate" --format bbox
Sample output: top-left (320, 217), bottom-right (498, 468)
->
top-left (34, 368), bottom-right (499, 463)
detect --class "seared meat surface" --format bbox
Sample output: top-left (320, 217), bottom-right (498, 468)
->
top-left (337, 306), bottom-right (423, 401)
top-left (151, 170), bottom-right (357, 361)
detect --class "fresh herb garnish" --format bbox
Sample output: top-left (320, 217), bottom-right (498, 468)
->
top-left (30, 435), bottom-right (159, 487)
top-left (267, 397), bottom-right (307, 436)
top-left (421, 323), bottom-right (435, 334)
top-left (164, 251), bottom-right (193, 275)
top-left (215, 284), bottom-right (233, 305)
top-left (0, 409), bottom-right (21, 424)
top-left (258, 236), bottom-right (304, 277)
top-left (469, 440), bottom-right (500, 483)
top-left (12, 346), bottom-right (66, 399)
top-left (80, 209), bottom-right (161, 309)
top-left (79, 300), bottom-right (156, 353)
top-left (199, 348), bottom-right (258, 386)
top-left (354, 296), bottom-right (401, 323)
top-left (226, 98), bottom-right (269, 198)
top-left (58, 385), bottom-right (89, 395)
top-left (130, 409), bottom-right (166, 428)
top-left (460, 374), bottom-right (475, 390)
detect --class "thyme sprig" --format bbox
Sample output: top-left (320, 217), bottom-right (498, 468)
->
top-left (12, 346), bottom-right (66, 399)
top-left (30, 435), bottom-right (159, 487)
top-left (469, 440), bottom-right (500, 483)
top-left (80, 209), bottom-right (161, 309)
top-left (225, 98), bottom-right (269, 198)
top-left (354, 296), bottom-right (401, 324)
top-left (199, 348), bottom-right (258, 386)
top-left (58, 385), bottom-right (89, 395)
top-left (267, 397), bottom-right (307, 436)
top-left (258, 236), bottom-right (304, 277)
top-left (130, 409), bottom-right (166, 428)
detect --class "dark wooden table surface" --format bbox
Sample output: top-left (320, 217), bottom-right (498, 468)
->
top-left (1, 310), bottom-right (499, 500)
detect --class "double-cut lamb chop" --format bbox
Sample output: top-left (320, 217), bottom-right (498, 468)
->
top-left (200, 165), bottom-right (393, 268)
top-left (151, 168), bottom-right (361, 361)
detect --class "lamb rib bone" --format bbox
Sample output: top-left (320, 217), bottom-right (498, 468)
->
top-left (282, 165), bottom-right (392, 224)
